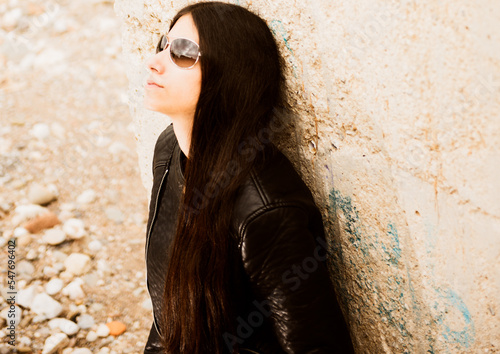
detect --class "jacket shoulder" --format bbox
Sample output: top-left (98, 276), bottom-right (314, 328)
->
top-left (231, 145), bottom-right (320, 242)
top-left (152, 123), bottom-right (177, 170)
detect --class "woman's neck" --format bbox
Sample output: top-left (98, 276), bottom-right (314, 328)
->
top-left (171, 119), bottom-right (192, 158)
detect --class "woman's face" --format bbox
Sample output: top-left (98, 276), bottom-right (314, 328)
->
top-left (144, 14), bottom-right (202, 120)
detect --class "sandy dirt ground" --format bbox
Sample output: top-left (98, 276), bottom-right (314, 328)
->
top-left (0, 0), bottom-right (156, 352)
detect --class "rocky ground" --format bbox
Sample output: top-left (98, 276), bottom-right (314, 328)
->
top-left (0, 0), bottom-right (155, 352)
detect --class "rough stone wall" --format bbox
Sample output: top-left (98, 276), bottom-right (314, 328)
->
top-left (114, 0), bottom-right (500, 352)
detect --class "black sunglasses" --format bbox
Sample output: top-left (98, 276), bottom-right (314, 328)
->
top-left (156, 35), bottom-right (201, 69)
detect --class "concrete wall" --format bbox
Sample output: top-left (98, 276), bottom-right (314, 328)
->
top-left (114, 0), bottom-right (500, 352)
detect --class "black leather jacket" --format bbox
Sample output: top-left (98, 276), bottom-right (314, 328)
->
top-left (144, 124), bottom-right (354, 353)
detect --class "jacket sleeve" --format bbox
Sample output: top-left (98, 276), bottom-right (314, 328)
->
top-left (144, 321), bottom-right (165, 353)
top-left (240, 205), bottom-right (354, 354)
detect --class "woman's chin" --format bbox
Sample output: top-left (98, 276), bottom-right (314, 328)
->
top-left (143, 98), bottom-right (163, 113)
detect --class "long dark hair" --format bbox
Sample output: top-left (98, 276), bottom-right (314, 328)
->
top-left (160, 2), bottom-right (288, 353)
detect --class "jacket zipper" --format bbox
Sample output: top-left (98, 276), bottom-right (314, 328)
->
top-left (145, 166), bottom-right (170, 339)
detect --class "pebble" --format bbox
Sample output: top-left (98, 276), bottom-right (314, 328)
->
top-left (42, 332), bottom-right (69, 354)
top-left (43, 266), bottom-right (59, 278)
top-left (2, 8), bottom-right (23, 30)
top-left (89, 302), bottom-right (104, 313)
top-left (108, 141), bottom-right (128, 155)
top-left (30, 123), bottom-right (51, 140)
top-left (63, 218), bottom-right (86, 239)
top-left (76, 189), bottom-right (96, 204)
top-left (105, 207), bottom-right (124, 224)
top-left (51, 122), bottom-right (66, 139)
top-left (12, 204), bottom-right (47, 225)
top-left (96, 323), bottom-right (110, 337)
top-left (28, 184), bottom-right (57, 205)
top-left (106, 321), bottom-right (126, 336)
top-left (72, 349), bottom-right (93, 354)
top-left (30, 293), bottom-right (63, 319)
top-left (42, 228), bottom-right (67, 245)
top-left (62, 278), bottom-right (85, 300)
top-left (17, 285), bottom-right (37, 308)
top-left (76, 314), bottom-right (95, 329)
top-left (53, 250), bottom-right (68, 262)
top-left (48, 318), bottom-right (79, 335)
top-left (141, 298), bottom-right (152, 311)
top-left (25, 248), bottom-right (37, 260)
top-left (64, 253), bottom-right (91, 275)
top-left (86, 330), bottom-right (98, 342)
top-left (24, 212), bottom-right (61, 233)
top-left (45, 278), bottom-right (64, 295)
top-left (17, 260), bottom-right (35, 279)
top-left (1, 305), bottom-right (22, 326)
top-left (13, 227), bottom-right (28, 237)
top-left (83, 272), bottom-right (98, 287)
top-left (88, 239), bottom-right (103, 252)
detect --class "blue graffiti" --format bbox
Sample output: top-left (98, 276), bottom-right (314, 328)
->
top-left (328, 188), bottom-right (412, 352)
top-left (435, 288), bottom-right (476, 349)
top-left (381, 223), bottom-right (401, 266)
top-left (269, 20), bottom-right (298, 77)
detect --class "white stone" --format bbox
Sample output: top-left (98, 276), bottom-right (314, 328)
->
top-left (30, 123), bottom-right (51, 140)
top-left (64, 253), bottom-right (91, 275)
top-left (51, 122), bottom-right (66, 139)
top-left (86, 330), bottom-right (98, 342)
top-left (76, 189), bottom-right (96, 204)
top-left (108, 141), bottom-right (129, 155)
top-left (96, 323), bottom-right (110, 337)
top-left (30, 293), bottom-right (63, 319)
top-left (19, 335), bottom-right (31, 347)
top-left (12, 204), bottom-right (47, 225)
top-left (72, 349), bottom-right (92, 354)
top-left (83, 272), bottom-right (98, 287)
top-left (48, 318), bottom-right (79, 336)
top-left (141, 298), bottom-right (152, 311)
top-left (28, 184), bottom-right (57, 205)
top-left (88, 240), bottom-right (103, 252)
top-left (2, 8), bottom-right (23, 29)
top-left (45, 278), bottom-right (64, 295)
top-left (42, 333), bottom-right (69, 354)
top-left (0, 137), bottom-right (12, 154)
top-left (43, 266), bottom-right (59, 278)
top-left (13, 227), bottom-right (28, 238)
top-left (59, 271), bottom-right (74, 282)
top-left (63, 218), bottom-right (86, 239)
top-left (17, 285), bottom-right (37, 308)
top-left (97, 260), bottom-right (111, 274)
top-left (26, 249), bottom-right (37, 260)
top-left (76, 314), bottom-right (95, 329)
top-left (105, 207), bottom-right (124, 224)
top-left (1, 304), bottom-right (22, 326)
top-left (42, 229), bottom-right (66, 245)
top-left (62, 278), bottom-right (85, 300)
top-left (53, 251), bottom-right (68, 262)
top-left (17, 260), bottom-right (35, 278)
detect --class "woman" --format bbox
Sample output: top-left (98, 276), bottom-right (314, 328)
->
top-left (142, 2), bottom-right (354, 353)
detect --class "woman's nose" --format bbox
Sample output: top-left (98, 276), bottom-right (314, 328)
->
top-left (146, 53), bottom-right (164, 74)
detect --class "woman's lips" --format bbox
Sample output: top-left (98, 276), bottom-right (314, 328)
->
top-left (146, 80), bottom-right (163, 88)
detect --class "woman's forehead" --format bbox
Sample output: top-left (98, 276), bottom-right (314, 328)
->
top-left (168, 14), bottom-right (199, 44)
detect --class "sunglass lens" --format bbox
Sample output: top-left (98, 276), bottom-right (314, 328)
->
top-left (170, 38), bottom-right (199, 68)
top-left (156, 35), bottom-right (168, 54)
